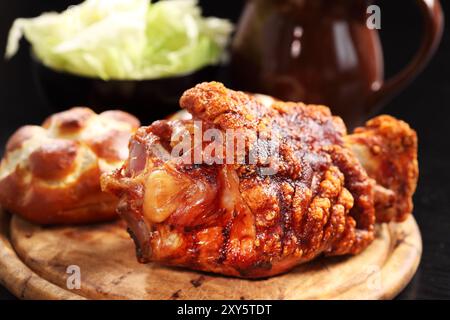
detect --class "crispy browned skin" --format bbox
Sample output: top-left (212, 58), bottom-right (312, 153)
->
top-left (0, 107), bottom-right (139, 225)
top-left (102, 82), bottom-right (418, 278)
top-left (345, 116), bottom-right (418, 222)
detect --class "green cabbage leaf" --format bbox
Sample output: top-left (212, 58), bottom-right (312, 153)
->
top-left (5, 0), bottom-right (233, 80)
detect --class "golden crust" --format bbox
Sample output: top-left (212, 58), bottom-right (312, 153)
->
top-left (103, 82), bottom-right (377, 278)
top-left (102, 83), bottom-right (418, 278)
top-left (29, 139), bottom-right (79, 180)
top-left (6, 126), bottom-right (47, 152)
top-left (345, 115), bottom-right (419, 222)
top-left (0, 107), bottom-right (139, 225)
top-left (43, 107), bottom-right (95, 134)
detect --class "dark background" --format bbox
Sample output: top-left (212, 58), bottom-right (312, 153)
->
top-left (0, 0), bottom-right (449, 299)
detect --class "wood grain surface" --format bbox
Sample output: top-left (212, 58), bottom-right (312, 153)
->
top-left (0, 208), bottom-right (422, 300)
top-left (0, 210), bottom-right (81, 299)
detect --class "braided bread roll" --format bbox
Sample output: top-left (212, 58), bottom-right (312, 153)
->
top-left (0, 107), bottom-right (139, 224)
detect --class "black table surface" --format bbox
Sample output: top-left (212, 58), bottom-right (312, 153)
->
top-left (1, 1), bottom-right (450, 300)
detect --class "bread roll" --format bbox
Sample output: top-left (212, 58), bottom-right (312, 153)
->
top-left (0, 107), bottom-right (139, 224)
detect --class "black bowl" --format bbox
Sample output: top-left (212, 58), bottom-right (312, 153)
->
top-left (30, 53), bottom-right (222, 122)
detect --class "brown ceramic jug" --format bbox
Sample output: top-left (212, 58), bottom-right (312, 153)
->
top-left (231, 0), bottom-right (444, 127)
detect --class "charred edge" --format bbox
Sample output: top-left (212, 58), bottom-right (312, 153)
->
top-left (239, 261), bottom-right (273, 277)
top-left (217, 219), bottom-right (233, 264)
top-left (277, 180), bottom-right (292, 255)
top-left (127, 227), bottom-right (149, 264)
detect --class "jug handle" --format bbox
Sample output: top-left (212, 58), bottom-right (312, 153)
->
top-left (370, 0), bottom-right (444, 113)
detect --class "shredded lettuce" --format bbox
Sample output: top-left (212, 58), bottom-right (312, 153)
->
top-left (5, 0), bottom-right (233, 80)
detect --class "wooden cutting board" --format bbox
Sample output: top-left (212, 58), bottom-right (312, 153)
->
top-left (0, 208), bottom-right (421, 300)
